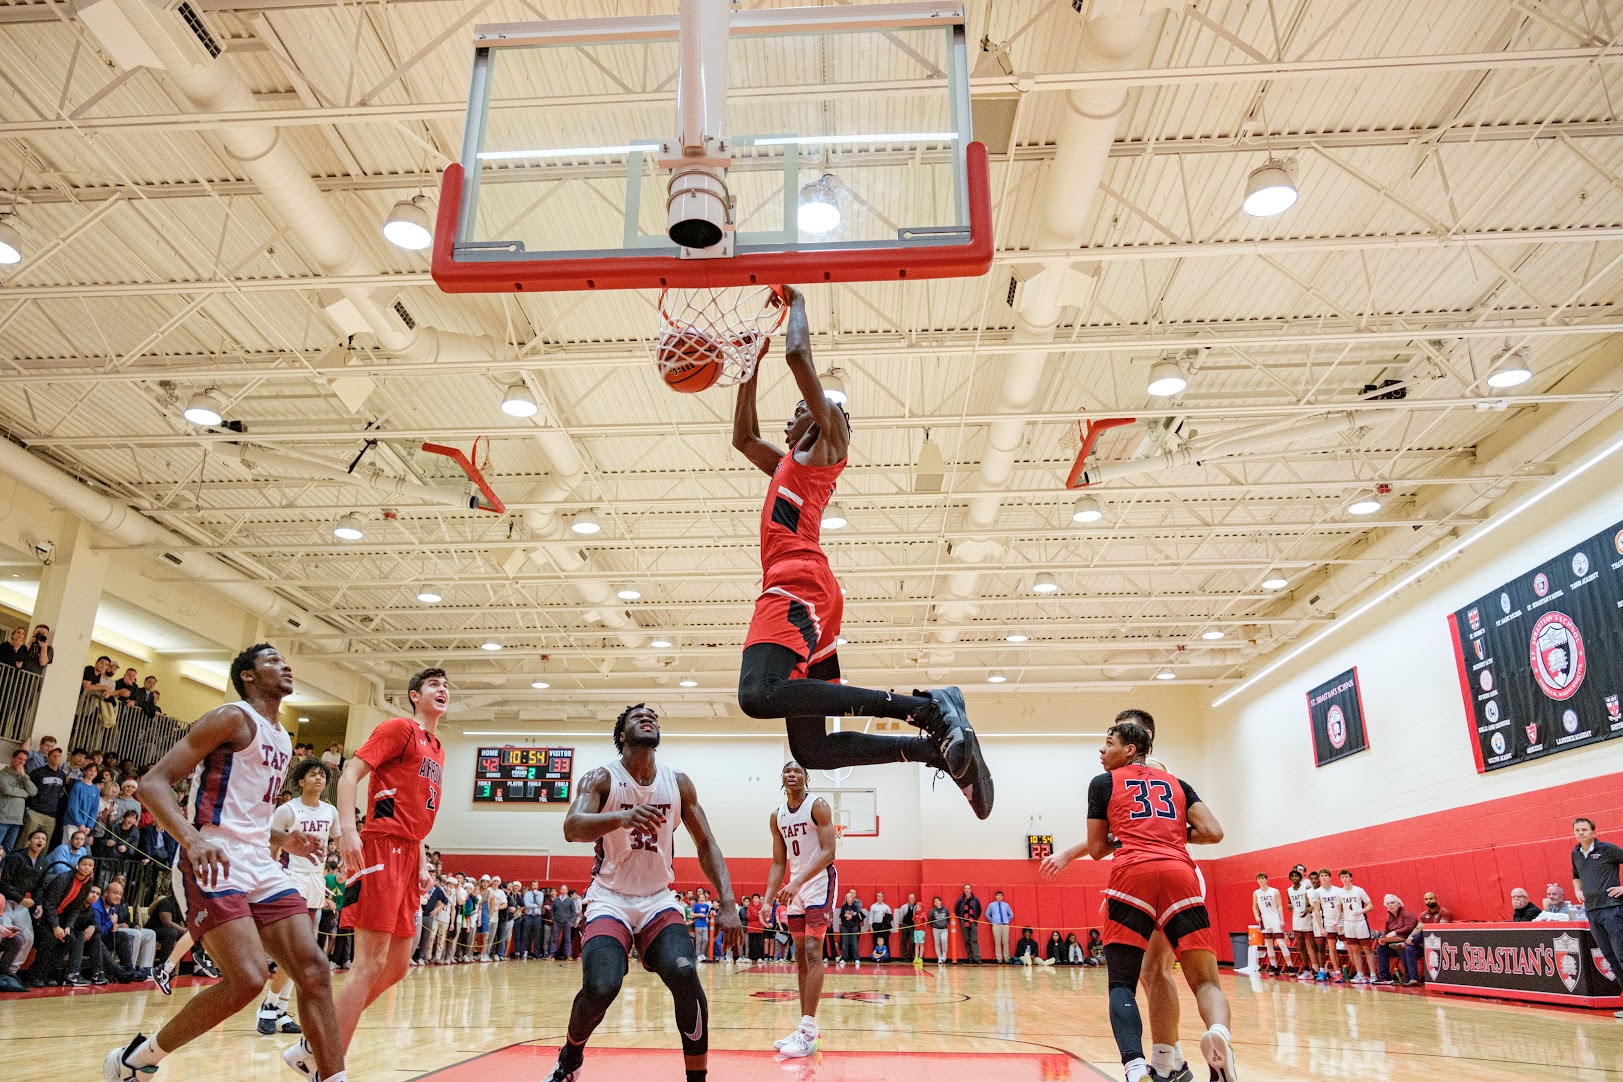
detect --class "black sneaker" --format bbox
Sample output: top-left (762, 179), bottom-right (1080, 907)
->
top-left (193, 954), bottom-right (220, 979)
top-left (931, 688), bottom-right (993, 819)
top-left (257, 1005), bottom-right (280, 1035)
top-left (913, 688), bottom-right (970, 778)
top-left (153, 966), bottom-right (173, 996)
top-left (67, 973), bottom-right (91, 987)
top-left (1148, 1065), bottom-right (1193, 1082)
top-left (278, 1014), bottom-right (303, 1034)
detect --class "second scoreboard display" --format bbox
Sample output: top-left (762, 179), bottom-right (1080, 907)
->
top-left (473, 746), bottom-right (574, 803)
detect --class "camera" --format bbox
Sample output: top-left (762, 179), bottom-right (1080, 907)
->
top-left (30, 538), bottom-right (54, 565)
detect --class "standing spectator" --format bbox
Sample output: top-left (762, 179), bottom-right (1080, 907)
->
top-left (517, 880), bottom-right (542, 959)
top-left (62, 763), bottom-right (102, 837)
top-left (692, 887), bottom-right (713, 961)
top-left (1572, 816), bottom-right (1623, 1019)
top-left (113, 667), bottom-right (139, 705)
top-left (838, 889), bottom-right (865, 966)
top-left (549, 883), bottom-right (578, 960)
top-left (0, 627), bottom-right (26, 669)
top-left (321, 743), bottom-right (344, 774)
top-left (1372, 895), bottom-right (1420, 986)
top-left (985, 890), bottom-right (1013, 963)
top-left (0, 829), bottom-right (45, 988)
top-left (896, 893), bottom-right (920, 964)
top-left (97, 879), bottom-right (155, 979)
top-left (0, 748), bottom-right (37, 853)
top-left (44, 828), bottom-right (91, 876)
top-left (21, 625), bottom-right (52, 677)
top-left (23, 744), bottom-right (68, 842)
top-left (954, 883), bottom-right (983, 963)
top-left (869, 891), bottom-right (893, 961)
top-left (81, 656), bottom-right (116, 700)
top-left (24, 735), bottom-right (55, 774)
top-left (488, 880), bottom-right (511, 960)
top-left (417, 878), bottom-right (448, 965)
top-left (927, 896), bottom-right (949, 962)
top-left (65, 747), bottom-right (89, 782)
top-left (1535, 883), bottom-right (1587, 921)
top-left (744, 892), bottom-right (765, 961)
top-left (131, 676), bottom-right (159, 719)
top-left (111, 778), bottom-right (141, 824)
top-left (1510, 887), bottom-right (1540, 922)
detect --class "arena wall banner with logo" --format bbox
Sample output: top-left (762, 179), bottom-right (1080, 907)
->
top-left (1306, 667), bottom-right (1369, 767)
top-left (1447, 517), bottom-right (1623, 773)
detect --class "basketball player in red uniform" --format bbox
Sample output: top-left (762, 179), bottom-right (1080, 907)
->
top-left (1041, 721), bottom-right (1236, 1082)
top-left (733, 285), bottom-right (991, 818)
top-left (548, 704), bottom-right (742, 1082)
top-left (285, 667), bottom-right (446, 1074)
top-left (104, 645), bottom-right (345, 1082)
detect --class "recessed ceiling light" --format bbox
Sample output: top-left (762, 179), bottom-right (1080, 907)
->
top-left (987, 670), bottom-right (1007, 683)
top-left (1242, 158), bottom-right (1298, 217)
top-left (1146, 359), bottom-right (1188, 397)
top-left (1348, 496), bottom-right (1382, 515)
top-left (1154, 667), bottom-right (1176, 680)
top-left (382, 196), bottom-right (434, 250)
top-left (501, 382), bottom-right (538, 417)
top-left (1261, 571), bottom-right (1289, 591)
top-left (571, 511), bottom-right (601, 535)
top-left (1071, 496), bottom-right (1104, 524)
top-left (1032, 572), bottom-right (1059, 594)
top-left (416, 585), bottom-right (443, 604)
top-left (480, 641), bottom-right (503, 652)
top-left (822, 503), bottom-right (849, 530)
top-left (616, 586), bottom-right (642, 601)
top-left (530, 680), bottom-right (550, 689)
top-left (333, 513), bottom-right (364, 541)
top-left (1005, 632), bottom-right (1029, 643)
top-left (182, 389), bottom-right (224, 426)
top-left (1200, 629), bottom-right (1226, 641)
top-left (678, 677), bottom-right (698, 687)
top-left (650, 639), bottom-right (672, 649)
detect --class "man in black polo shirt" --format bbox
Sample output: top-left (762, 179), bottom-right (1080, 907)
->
top-left (1572, 816), bottom-right (1623, 1017)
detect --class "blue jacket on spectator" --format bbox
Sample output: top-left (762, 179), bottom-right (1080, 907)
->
top-left (43, 841), bottom-right (90, 876)
top-left (91, 897), bottom-right (116, 936)
top-left (64, 777), bottom-right (102, 828)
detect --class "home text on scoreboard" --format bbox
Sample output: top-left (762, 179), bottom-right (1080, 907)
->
top-left (473, 745), bottom-right (575, 804)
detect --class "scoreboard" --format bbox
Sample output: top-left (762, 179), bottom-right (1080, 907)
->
top-left (473, 746), bottom-right (574, 804)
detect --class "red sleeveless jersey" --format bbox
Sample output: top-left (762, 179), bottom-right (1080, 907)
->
top-left (354, 716), bottom-right (444, 843)
top-left (759, 452), bottom-right (845, 572)
top-left (1086, 763), bottom-right (1200, 870)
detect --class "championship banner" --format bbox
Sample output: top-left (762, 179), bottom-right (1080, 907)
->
top-left (1306, 667), bottom-right (1368, 767)
top-left (1447, 518), bottom-right (1623, 773)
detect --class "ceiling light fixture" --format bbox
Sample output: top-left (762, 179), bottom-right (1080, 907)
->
top-left (1200, 629), bottom-right (1226, 641)
top-left (1146, 359), bottom-right (1189, 397)
top-left (530, 680), bottom-right (550, 689)
top-left (570, 511), bottom-right (601, 535)
top-left (1260, 571), bottom-right (1289, 591)
top-left (822, 502), bottom-right (849, 530)
top-left (182, 389), bottom-right (224, 426)
top-left (1071, 495), bottom-right (1105, 524)
top-left (820, 367), bottom-right (848, 406)
top-left (1005, 632), bottom-right (1029, 643)
top-left (382, 196), bottom-right (434, 250)
top-left (987, 670), bottom-right (1007, 683)
top-left (678, 677), bottom-right (699, 687)
top-left (797, 174), bottom-right (842, 234)
top-left (1348, 495), bottom-right (1382, 515)
top-left (333, 513), bottom-right (364, 541)
top-left (501, 382), bottom-right (538, 417)
top-left (297, 716), bottom-right (310, 724)
top-left (1486, 351), bottom-right (1533, 389)
top-left (1032, 572), bottom-right (1059, 594)
top-left (0, 217), bottom-right (22, 265)
top-left (415, 584), bottom-right (443, 604)
top-left (1242, 157), bottom-right (1299, 217)
top-left (1154, 666), bottom-right (1176, 680)
top-left (650, 639), bottom-right (672, 649)
top-left (480, 641), bottom-right (503, 652)
top-left (616, 586), bottom-right (642, 601)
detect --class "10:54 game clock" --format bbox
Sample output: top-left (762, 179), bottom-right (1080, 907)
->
top-left (473, 746), bottom-right (574, 804)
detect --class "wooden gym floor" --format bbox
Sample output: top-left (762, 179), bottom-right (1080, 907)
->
top-left (3, 959), bottom-right (1618, 1081)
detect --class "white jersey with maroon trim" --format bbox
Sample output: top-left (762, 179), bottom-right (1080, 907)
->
top-left (590, 760), bottom-right (680, 899)
top-left (186, 700), bottom-right (292, 845)
top-left (776, 795), bottom-right (832, 885)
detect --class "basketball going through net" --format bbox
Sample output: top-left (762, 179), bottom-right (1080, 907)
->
top-left (657, 285), bottom-right (788, 393)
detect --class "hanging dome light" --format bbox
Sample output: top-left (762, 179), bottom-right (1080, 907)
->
top-left (501, 382), bottom-right (538, 417)
top-left (1242, 158), bottom-right (1299, 217)
top-left (797, 174), bottom-right (842, 234)
top-left (1146, 359), bottom-right (1189, 397)
top-left (616, 586), bottom-right (642, 601)
top-left (571, 510), bottom-right (602, 535)
top-left (678, 677), bottom-right (699, 687)
top-left (480, 641), bottom-right (503, 652)
top-left (1200, 629), bottom-right (1226, 641)
top-left (1261, 571), bottom-right (1289, 591)
top-left (650, 639), bottom-right (673, 649)
top-left (333, 513), bottom-right (364, 541)
top-left (1153, 666), bottom-right (1176, 681)
top-left (1032, 572), bottom-right (1059, 594)
top-left (822, 503), bottom-right (849, 530)
top-left (1348, 495), bottom-right (1382, 516)
top-left (1005, 632), bottom-right (1030, 643)
top-left (1486, 352), bottom-right (1532, 389)
top-left (987, 670), bottom-right (1007, 683)
top-left (182, 389), bottom-right (224, 426)
top-left (819, 367), bottom-right (848, 406)
top-left (382, 196), bottom-right (435, 250)
top-left (1071, 495), bottom-right (1105, 524)
top-left (416, 584), bottom-right (443, 604)
top-left (530, 680), bottom-right (550, 689)
top-left (0, 218), bottom-right (22, 265)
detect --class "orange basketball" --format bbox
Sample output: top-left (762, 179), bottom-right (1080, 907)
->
top-left (659, 326), bottom-right (725, 393)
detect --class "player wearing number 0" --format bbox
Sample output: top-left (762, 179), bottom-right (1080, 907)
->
top-left (258, 760), bottom-right (341, 1036)
top-left (765, 761), bottom-right (837, 1058)
top-left (732, 285), bottom-right (991, 819)
top-left (1041, 722), bottom-right (1236, 1082)
top-left (284, 668), bottom-right (446, 1076)
top-left (547, 704), bottom-right (743, 1082)
top-left (104, 644), bottom-right (345, 1082)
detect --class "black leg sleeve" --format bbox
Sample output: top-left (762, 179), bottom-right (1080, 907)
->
top-left (775, 652), bottom-right (941, 770)
top-left (642, 922), bottom-right (708, 1059)
top-left (739, 643), bottom-right (933, 723)
top-left (1104, 942), bottom-right (1147, 1065)
top-left (564, 935), bottom-right (629, 1056)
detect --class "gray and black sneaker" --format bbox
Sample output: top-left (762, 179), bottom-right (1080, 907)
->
top-left (917, 687), bottom-right (993, 819)
top-left (152, 965), bottom-right (173, 996)
top-left (1148, 1065), bottom-right (1194, 1082)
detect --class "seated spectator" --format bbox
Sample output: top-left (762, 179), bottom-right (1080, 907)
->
top-left (1418, 891), bottom-right (1452, 925)
top-left (1045, 930), bottom-right (1064, 963)
top-left (0, 829), bottom-right (45, 991)
top-left (1086, 928), bottom-right (1104, 965)
top-left (1013, 926), bottom-right (1048, 965)
top-left (1510, 888), bottom-right (1540, 922)
top-left (33, 853), bottom-right (98, 986)
top-left (99, 810), bottom-right (147, 863)
top-left (0, 893), bottom-right (28, 991)
top-left (1064, 932), bottom-right (1085, 965)
top-left (145, 889), bottom-right (185, 969)
top-left (321, 743), bottom-right (344, 774)
top-left (43, 827), bottom-right (91, 876)
top-left (1533, 883), bottom-right (1587, 922)
top-left (98, 879), bottom-right (155, 979)
top-left (1372, 895), bottom-right (1421, 986)
top-left (75, 882), bottom-right (123, 985)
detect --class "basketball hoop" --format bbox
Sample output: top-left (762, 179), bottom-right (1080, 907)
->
top-left (657, 285), bottom-right (787, 388)
top-left (833, 824), bottom-right (849, 846)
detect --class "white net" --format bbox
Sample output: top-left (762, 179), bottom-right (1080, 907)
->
top-left (657, 286), bottom-right (787, 388)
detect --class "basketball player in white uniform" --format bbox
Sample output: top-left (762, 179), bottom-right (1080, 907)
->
top-left (1315, 867), bottom-right (1345, 982)
top-left (104, 644), bottom-right (345, 1082)
top-left (1336, 869), bottom-right (1376, 983)
top-left (1250, 873), bottom-right (1288, 974)
top-left (1286, 868), bottom-right (1320, 980)
top-left (260, 758), bottom-right (341, 1034)
top-left (765, 761), bottom-right (837, 1058)
top-left (547, 704), bottom-right (742, 1082)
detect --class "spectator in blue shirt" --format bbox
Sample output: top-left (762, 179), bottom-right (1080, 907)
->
top-left (986, 890), bottom-right (1014, 962)
top-left (43, 827), bottom-right (91, 877)
top-left (693, 889), bottom-right (713, 961)
top-left (62, 763), bottom-right (103, 835)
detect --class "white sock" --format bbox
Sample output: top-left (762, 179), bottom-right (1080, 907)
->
top-left (274, 989), bottom-right (292, 1010)
top-left (127, 1035), bottom-right (169, 1069)
top-left (1124, 1056), bottom-right (1149, 1081)
top-left (315, 1073), bottom-right (345, 1082)
top-left (800, 1014), bottom-right (818, 1034)
top-left (1148, 1046), bottom-right (1173, 1072)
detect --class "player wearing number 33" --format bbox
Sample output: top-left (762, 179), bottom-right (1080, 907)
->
top-left (1040, 721), bottom-right (1237, 1082)
top-left (547, 704), bottom-right (743, 1082)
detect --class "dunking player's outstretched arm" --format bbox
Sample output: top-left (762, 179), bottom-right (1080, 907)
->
top-left (137, 704), bottom-right (257, 889)
top-left (678, 772), bottom-right (744, 955)
top-left (732, 351), bottom-right (785, 476)
top-left (779, 286), bottom-right (849, 465)
top-left (561, 766), bottom-right (665, 844)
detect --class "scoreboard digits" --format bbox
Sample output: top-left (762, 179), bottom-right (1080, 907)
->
top-left (473, 746), bottom-right (574, 804)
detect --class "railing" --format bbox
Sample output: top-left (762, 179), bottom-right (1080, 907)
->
top-left (0, 665), bottom-right (43, 744)
top-left (69, 692), bottom-right (188, 769)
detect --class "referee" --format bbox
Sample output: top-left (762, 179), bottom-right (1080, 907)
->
top-left (1572, 816), bottom-right (1623, 1018)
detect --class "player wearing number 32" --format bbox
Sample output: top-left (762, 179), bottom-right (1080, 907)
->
top-left (104, 644), bottom-right (346, 1082)
top-left (548, 704), bottom-right (743, 1082)
top-left (1041, 722), bottom-right (1236, 1082)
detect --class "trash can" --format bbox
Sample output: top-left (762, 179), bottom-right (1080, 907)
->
top-left (1228, 931), bottom-right (1251, 969)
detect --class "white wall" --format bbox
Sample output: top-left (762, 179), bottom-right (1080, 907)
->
top-left (1200, 441), bottom-right (1623, 856)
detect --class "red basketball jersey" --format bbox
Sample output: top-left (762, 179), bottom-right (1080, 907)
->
top-left (1087, 763), bottom-right (1199, 870)
top-left (354, 716), bottom-right (444, 843)
top-left (759, 452), bottom-right (845, 572)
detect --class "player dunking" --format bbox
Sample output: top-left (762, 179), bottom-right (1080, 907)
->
top-left (732, 285), bottom-right (991, 818)
top-left (547, 704), bottom-right (742, 1082)
top-left (259, 759), bottom-right (341, 1036)
top-left (764, 760), bottom-right (836, 1058)
top-left (104, 645), bottom-right (345, 1082)
top-left (1042, 721), bottom-right (1236, 1082)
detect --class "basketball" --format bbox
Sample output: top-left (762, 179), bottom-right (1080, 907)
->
top-left (659, 326), bottom-right (725, 393)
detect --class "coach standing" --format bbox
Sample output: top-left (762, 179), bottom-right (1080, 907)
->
top-left (1572, 816), bottom-right (1623, 1017)
top-left (954, 884), bottom-right (983, 964)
